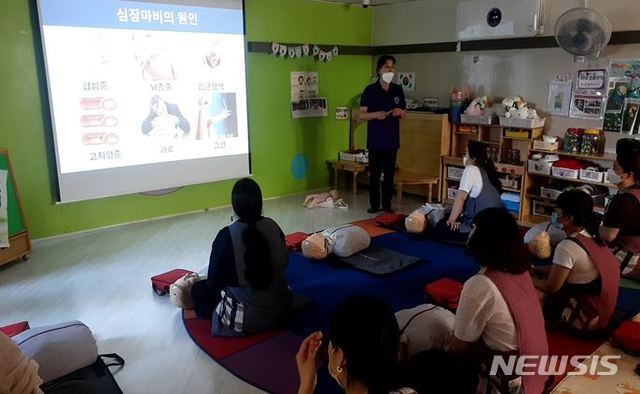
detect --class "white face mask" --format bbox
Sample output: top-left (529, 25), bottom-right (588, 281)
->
top-left (381, 72), bottom-right (394, 84)
top-left (607, 168), bottom-right (622, 186)
top-left (463, 156), bottom-right (471, 167)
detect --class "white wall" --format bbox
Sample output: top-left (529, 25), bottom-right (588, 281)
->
top-left (373, 0), bottom-right (640, 44)
top-left (373, 0), bottom-right (640, 151)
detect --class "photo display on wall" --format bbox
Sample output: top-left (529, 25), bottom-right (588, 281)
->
top-left (290, 71), bottom-right (327, 118)
top-left (604, 59), bottom-right (640, 134)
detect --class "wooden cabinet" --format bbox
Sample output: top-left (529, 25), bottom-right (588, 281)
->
top-left (441, 123), bottom-right (543, 221)
top-left (397, 112), bottom-right (451, 200)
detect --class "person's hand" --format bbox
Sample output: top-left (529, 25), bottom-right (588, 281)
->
top-left (391, 108), bottom-right (405, 117)
top-left (296, 331), bottom-right (322, 394)
top-left (375, 111), bottom-right (388, 120)
top-left (446, 218), bottom-right (460, 231)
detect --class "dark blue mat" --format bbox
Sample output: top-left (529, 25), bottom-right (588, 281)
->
top-left (285, 232), bottom-right (480, 337)
top-left (282, 231), bottom-right (640, 394)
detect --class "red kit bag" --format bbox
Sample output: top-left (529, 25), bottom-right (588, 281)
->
top-left (151, 269), bottom-right (193, 296)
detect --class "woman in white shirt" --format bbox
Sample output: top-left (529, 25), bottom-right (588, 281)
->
top-left (534, 190), bottom-right (620, 333)
top-left (437, 140), bottom-right (504, 243)
top-left (449, 207), bottom-right (548, 394)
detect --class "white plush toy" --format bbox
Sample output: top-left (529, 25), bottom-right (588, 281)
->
top-left (464, 96), bottom-right (489, 116)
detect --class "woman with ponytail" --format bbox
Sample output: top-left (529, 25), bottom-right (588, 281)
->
top-left (191, 178), bottom-right (294, 336)
top-left (436, 140), bottom-right (504, 243)
top-left (534, 190), bottom-right (620, 334)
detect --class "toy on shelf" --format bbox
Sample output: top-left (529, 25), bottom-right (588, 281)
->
top-left (464, 96), bottom-right (489, 116)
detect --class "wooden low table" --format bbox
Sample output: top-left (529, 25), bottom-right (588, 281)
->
top-left (394, 171), bottom-right (439, 203)
top-left (327, 160), bottom-right (368, 194)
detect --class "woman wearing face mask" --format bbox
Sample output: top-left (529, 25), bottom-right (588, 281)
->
top-left (600, 138), bottom-right (640, 279)
top-left (446, 207), bottom-right (548, 394)
top-left (534, 190), bottom-right (620, 334)
top-left (296, 296), bottom-right (416, 394)
top-left (436, 140), bottom-right (504, 243)
top-left (359, 55), bottom-right (407, 214)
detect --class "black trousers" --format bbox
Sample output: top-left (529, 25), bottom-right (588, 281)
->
top-left (368, 149), bottom-right (397, 210)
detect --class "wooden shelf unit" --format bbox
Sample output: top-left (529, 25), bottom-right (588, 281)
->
top-left (524, 149), bottom-right (615, 224)
top-left (441, 124), bottom-right (543, 221)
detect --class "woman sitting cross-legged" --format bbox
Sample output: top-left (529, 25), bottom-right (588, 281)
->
top-left (534, 190), bottom-right (620, 335)
top-left (191, 178), bottom-right (294, 336)
top-left (435, 140), bottom-right (504, 244)
top-left (296, 296), bottom-right (416, 394)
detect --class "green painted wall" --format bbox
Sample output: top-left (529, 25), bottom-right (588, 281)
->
top-left (0, 0), bottom-right (372, 239)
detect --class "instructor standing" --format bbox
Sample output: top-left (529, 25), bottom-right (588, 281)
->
top-left (359, 55), bottom-right (406, 214)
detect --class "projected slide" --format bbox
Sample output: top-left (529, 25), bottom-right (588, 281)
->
top-left (38, 0), bottom-right (249, 202)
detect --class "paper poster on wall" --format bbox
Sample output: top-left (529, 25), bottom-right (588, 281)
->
top-left (547, 80), bottom-right (573, 116)
top-left (397, 72), bottom-right (415, 92)
top-left (570, 92), bottom-right (605, 120)
top-left (290, 71), bottom-right (326, 118)
top-left (577, 69), bottom-right (606, 90)
top-left (292, 98), bottom-right (328, 119)
top-left (0, 170), bottom-right (8, 248)
top-left (290, 71), bottom-right (318, 101)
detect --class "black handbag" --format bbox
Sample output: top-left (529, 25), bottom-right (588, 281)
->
top-left (41, 353), bottom-right (125, 394)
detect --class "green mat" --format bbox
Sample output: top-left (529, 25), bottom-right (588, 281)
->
top-left (620, 278), bottom-right (640, 290)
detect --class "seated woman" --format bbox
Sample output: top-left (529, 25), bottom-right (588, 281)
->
top-left (296, 296), bottom-right (416, 394)
top-left (600, 138), bottom-right (640, 279)
top-left (437, 140), bottom-right (503, 243)
top-left (534, 190), bottom-right (620, 334)
top-left (449, 208), bottom-right (548, 394)
top-left (0, 332), bottom-right (42, 394)
top-left (191, 178), bottom-right (294, 336)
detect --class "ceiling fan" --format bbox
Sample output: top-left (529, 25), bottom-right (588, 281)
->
top-left (313, 0), bottom-right (423, 9)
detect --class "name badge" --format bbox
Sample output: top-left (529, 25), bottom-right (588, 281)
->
top-left (394, 96), bottom-right (400, 104)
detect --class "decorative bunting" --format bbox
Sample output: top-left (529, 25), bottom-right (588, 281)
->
top-left (267, 43), bottom-right (338, 62)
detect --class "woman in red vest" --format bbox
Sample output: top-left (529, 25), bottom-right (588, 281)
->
top-left (600, 138), bottom-right (640, 280)
top-left (450, 208), bottom-right (548, 394)
top-left (534, 190), bottom-right (620, 334)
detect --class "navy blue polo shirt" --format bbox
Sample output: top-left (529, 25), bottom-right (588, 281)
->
top-left (360, 81), bottom-right (406, 151)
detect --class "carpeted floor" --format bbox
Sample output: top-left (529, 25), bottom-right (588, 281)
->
top-left (183, 223), bottom-right (640, 393)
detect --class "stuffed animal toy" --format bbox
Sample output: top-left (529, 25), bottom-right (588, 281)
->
top-left (464, 96), bottom-right (489, 116)
top-left (303, 190), bottom-right (344, 208)
top-left (528, 231), bottom-right (552, 260)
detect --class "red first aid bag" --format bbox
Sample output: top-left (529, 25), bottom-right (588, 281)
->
top-left (285, 232), bottom-right (309, 251)
top-left (151, 269), bottom-right (193, 296)
top-left (612, 320), bottom-right (640, 355)
top-left (375, 213), bottom-right (406, 228)
top-left (425, 278), bottom-right (464, 310)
